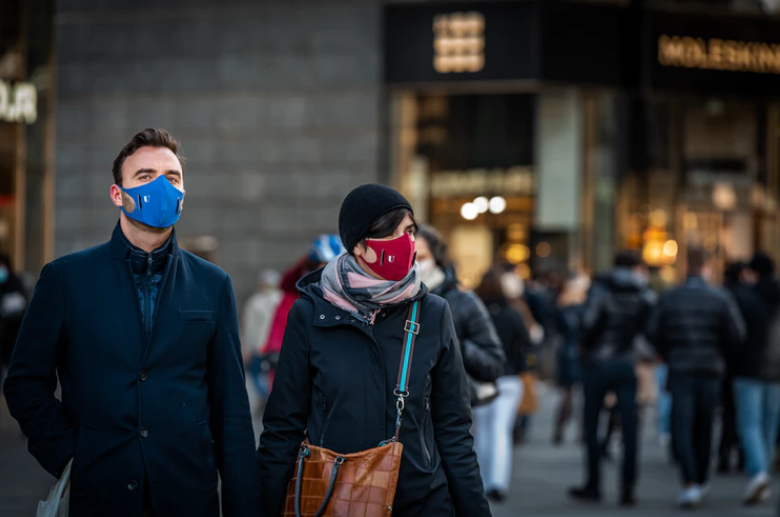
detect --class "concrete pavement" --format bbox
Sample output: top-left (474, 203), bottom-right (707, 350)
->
top-left (1, 382), bottom-right (777, 516)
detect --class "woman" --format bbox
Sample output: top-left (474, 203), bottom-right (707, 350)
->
top-left (474, 267), bottom-right (530, 503)
top-left (552, 273), bottom-right (589, 445)
top-left (415, 224), bottom-right (505, 406)
top-left (258, 184), bottom-right (491, 517)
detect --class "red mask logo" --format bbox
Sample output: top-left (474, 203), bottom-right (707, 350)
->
top-left (364, 233), bottom-right (416, 281)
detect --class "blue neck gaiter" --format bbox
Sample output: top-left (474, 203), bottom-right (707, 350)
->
top-left (120, 175), bottom-right (184, 228)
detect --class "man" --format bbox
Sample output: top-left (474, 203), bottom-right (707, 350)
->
top-left (569, 250), bottom-right (655, 506)
top-left (731, 252), bottom-right (780, 505)
top-left (647, 248), bottom-right (745, 508)
top-left (4, 129), bottom-right (260, 517)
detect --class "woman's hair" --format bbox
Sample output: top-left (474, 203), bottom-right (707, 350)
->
top-left (354, 208), bottom-right (415, 252)
top-left (415, 224), bottom-right (450, 269)
top-left (475, 266), bottom-right (507, 304)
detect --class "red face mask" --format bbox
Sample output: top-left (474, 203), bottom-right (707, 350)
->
top-left (363, 233), bottom-right (416, 281)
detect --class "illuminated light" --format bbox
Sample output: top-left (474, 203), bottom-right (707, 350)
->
top-left (536, 242), bottom-right (552, 258)
top-left (460, 202), bottom-right (479, 221)
top-left (684, 213), bottom-right (698, 230)
top-left (517, 263), bottom-right (531, 280)
top-left (489, 196), bottom-right (506, 214)
top-left (473, 196), bottom-right (489, 214)
top-left (650, 210), bottom-right (668, 227)
top-left (663, 240), bottom-right (678, 257)
top-left (643, 241), bottom-right (664, 265)
top-left (713, 183), bottom-right (737, 211)
top-left (660, 266), bottom-right (676, 283)
top-left (507, 223), bottom-right (525, 242)
top-left (505, 244), bottom-right (530, 265)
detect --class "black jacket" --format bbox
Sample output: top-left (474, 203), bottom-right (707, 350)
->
top-left (728, 283), bottom-right (771, 379)
top-left (431, 268), bottom-right (505, 383)
top-left (3, 224), bottom-right (260, 517)
top-left (748, 278), bottom-right (780, 381)
top-left (258, 270), bottom-right (491, 517)
top-left (647, 276), bottom-right (745, 377)
top-left (581, 268), bottom-right (655, 363)
top-left (483, 299), bottom-right (531, 376)
top-left (0, 271), bottom-right (27, 366)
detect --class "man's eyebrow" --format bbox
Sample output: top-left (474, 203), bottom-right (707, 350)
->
top-left (133, 168), bottom-right (182, 178)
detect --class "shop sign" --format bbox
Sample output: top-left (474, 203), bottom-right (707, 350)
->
top-left (0, 80), bottom-right (37, 124)
top-left (433, 12), bottom-right (485, 74)
top-left (430, 167), bottom-right (534, 199)
top-left (646, 12), bottom-right (780, 96)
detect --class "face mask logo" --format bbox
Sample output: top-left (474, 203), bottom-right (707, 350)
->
top-left (119, 175), bottom-right (184, 229)
top-left (363, 233), bottom-right (416, 281)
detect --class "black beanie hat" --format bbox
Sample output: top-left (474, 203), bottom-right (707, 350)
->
top-left (339, 184), bottom-right (413, 252)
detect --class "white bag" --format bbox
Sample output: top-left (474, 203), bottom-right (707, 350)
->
top-left (36, 459), bottom-right (72, 517)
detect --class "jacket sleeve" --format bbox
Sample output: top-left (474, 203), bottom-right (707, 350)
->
top-left (258, 300), bottom-right (311, 517)
top-left (721, 291), bottom-right (747, 363)
top-left (645, 294), bottom-right (666, 359)
top-left (460, 292), bottom-right (506, 383)
top-left (580, 283), bottom-right (607, 351)
top-left (432, 303), bottom-right (492, 517)
top-left (3, 262), bottom-right (77, 478)
top-left (207, 275), bottom-right (262, 517)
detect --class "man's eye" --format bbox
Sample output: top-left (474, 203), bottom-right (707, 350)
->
top-left (168, 177), bottom-right (179, 184)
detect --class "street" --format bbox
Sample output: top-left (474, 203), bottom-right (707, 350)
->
top-left (0, 383), bottom-right (776, 517)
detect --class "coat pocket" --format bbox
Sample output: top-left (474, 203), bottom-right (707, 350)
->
top-left (179, 310), bottom-right (215, 321)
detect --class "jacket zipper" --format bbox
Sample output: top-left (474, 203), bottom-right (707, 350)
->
top-left (144, 254), bottom-right (153, 341)
top-left (319, 395), bottom-right (329, 446)
top-left (423, 397), bottom-right (432, 468)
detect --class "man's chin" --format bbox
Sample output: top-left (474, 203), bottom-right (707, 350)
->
top-left (126, 216), bottom-right (174, 234)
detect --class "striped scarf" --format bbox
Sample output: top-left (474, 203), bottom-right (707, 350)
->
top-left (320, 253), bottom-right (421, 325)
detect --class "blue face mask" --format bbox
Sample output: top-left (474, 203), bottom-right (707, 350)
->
top-left (119, 175), bottom-right (184, 229)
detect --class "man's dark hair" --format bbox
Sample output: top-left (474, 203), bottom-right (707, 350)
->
top-left (112, 128), bottom-right (184, 186)
top-left (416, 224), bottom-right (450, 269)
top-left (354, 208), bottom-right (416, 253)
top-left (724, 261), bottom-right (746, 287)
top-left (687, 247), bottom-right (708, 276)
top-left (614, 249), bottom-right (642, 268)
top-left (750, 251), bottom-right (775, 278)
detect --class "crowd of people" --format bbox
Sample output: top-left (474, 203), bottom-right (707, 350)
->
top-left (4, 128), bottom-right (780, 516)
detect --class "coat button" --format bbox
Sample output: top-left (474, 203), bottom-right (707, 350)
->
top-left (140, 427), bottom-right (149, 438)
top-left (127, 480), bottom-right (139, 491)
top-left (335, 316), bottom-right (341, 320)
top-left (319, 314), bottom-right (325, 320)
top-left (139, 370), bottom-right (148, 381)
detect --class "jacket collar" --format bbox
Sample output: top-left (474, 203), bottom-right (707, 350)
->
top-left (685, 275), bottom-right (708, 288)
top-left (106, 221), bottom-right (181, 261)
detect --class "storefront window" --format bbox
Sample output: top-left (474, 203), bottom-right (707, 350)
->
top-left (0, 0), bottom-right (55, 280)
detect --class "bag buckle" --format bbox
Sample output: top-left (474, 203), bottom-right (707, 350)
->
top-left (404, 320), bottom-right (420, 335)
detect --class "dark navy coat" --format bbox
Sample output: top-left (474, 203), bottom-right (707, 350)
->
top-left (4, 224), bottom-right (260, 517)
top-left (258, 271), bottom-right (491, 517)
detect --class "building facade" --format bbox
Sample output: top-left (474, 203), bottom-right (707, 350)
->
top-left (3, 0), bottom-right (780, 303)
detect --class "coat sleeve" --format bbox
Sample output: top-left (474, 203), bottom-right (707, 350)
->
top-left (258, 300), bottom-right (312, 517)
top-left (645, 294), bottom-right (666, 360)
top-left (580, 283), bottom-right (607, 351)
top-left (3, 262), bottom-right (77, 478)
top-left (432, 303), bottom-right (492, 517)
top-left (460, 292), bottom-right (505, 383)
top-left (721, 291), bottom-right (746, 363)
top-left (207, 275), bottom-right (262, 517)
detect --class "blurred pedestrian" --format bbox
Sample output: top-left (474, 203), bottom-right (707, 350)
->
top-left (258, 184), bottom-right (491, 517)
top-left (552, 272), bottom-right (590, 445)
top-left (415, 224), bottom-right (504, 408)
top-left (241, 269), bottom-right (281, 406)
top-left (261, 235), bottom-right (344, 389)
top-left (719, 262), bottom-right (751, 475)
top-left (0, 253), bottom-right (27, 379)
top-left (473, 266), bottom-right (530, 503)
top-left (569, 250), bottom-right (655, 507)
top-left (3, 129), bottom-right (260, 516)
top-left (731, 252), bottom-right (780, 505)
top-left (647, 248), bottom-right (744, 508)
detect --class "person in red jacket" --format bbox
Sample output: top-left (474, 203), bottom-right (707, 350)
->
top-left (262, 235), bottom-right (344, 387)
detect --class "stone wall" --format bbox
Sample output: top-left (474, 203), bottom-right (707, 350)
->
top-left (55, 0), bottom-right (382, 303)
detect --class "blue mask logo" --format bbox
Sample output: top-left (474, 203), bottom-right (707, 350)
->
top-left (119, 175), bottom-right (184, 228)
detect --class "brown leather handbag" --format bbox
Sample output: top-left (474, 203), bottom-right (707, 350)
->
top-left (281, 301), bottom-right (421, 517)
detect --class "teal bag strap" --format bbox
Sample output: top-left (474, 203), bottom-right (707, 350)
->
top-left (392, 300), bottom-right (420, 442)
